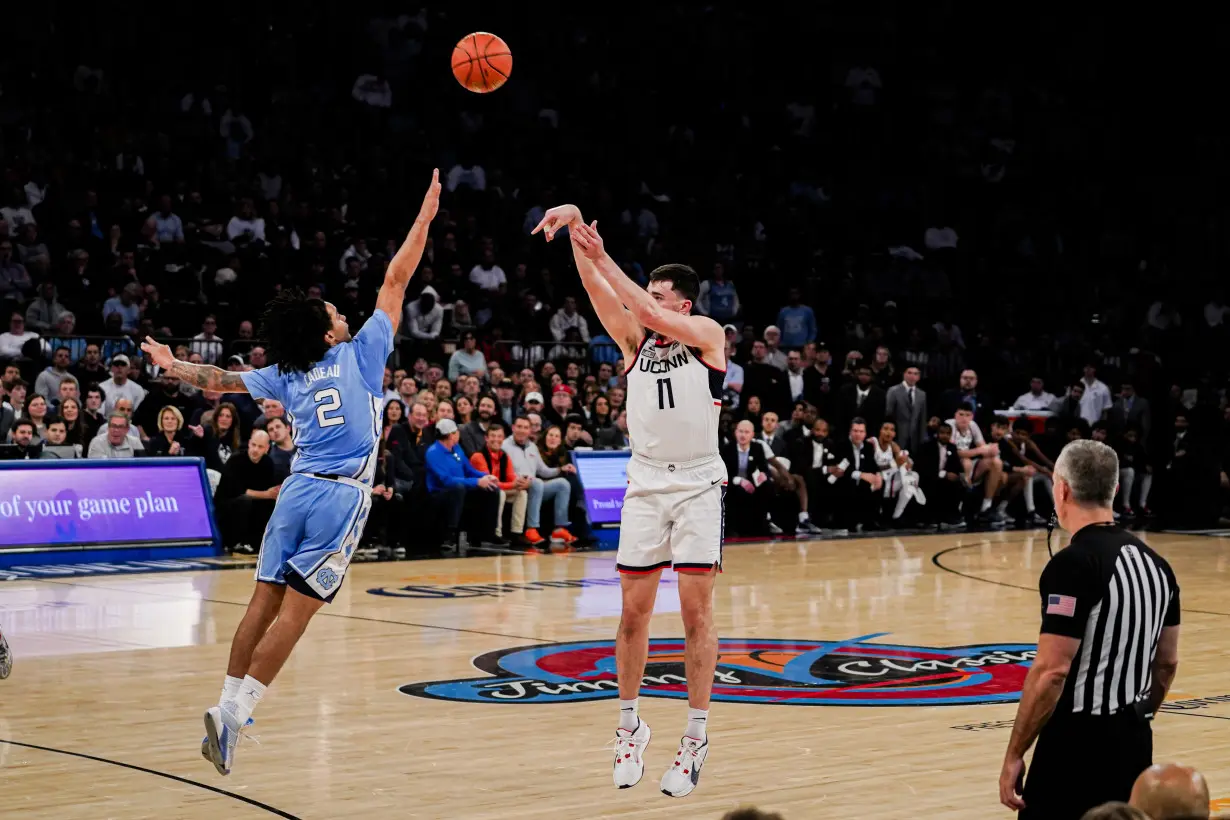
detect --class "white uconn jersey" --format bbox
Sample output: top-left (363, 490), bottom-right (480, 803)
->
top-left (625, 333), bottom-right (724, 464)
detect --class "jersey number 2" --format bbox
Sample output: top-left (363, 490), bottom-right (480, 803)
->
top-left (656, 378), bottom-right (675, 410)
top-left (314, 388), bottom-right (345, 427)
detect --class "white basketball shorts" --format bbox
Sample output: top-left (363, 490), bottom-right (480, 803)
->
top-left (616, 452), bottom-right (727, 574)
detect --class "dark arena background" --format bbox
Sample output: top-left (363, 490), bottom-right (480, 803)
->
top-left (1, 5), bottom-right (1228, 819)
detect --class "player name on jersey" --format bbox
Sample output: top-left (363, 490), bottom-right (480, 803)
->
top-left (304, 363), bottom-right (342, 386)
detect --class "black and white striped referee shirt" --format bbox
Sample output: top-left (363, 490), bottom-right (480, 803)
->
top-left (1038, 523), bottom-right (1181, 717)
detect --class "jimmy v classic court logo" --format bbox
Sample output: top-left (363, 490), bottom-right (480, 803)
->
top-left (399, 634), bottom-right (1037, 706)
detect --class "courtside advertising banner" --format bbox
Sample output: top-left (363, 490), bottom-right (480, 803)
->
top-left (571, 450), bottom-right (631, 525)
top-left (0, 458), bottom-right (217, 551)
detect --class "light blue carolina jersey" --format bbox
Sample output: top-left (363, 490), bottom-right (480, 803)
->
top-left (240, 310), bottom-right (392, 485)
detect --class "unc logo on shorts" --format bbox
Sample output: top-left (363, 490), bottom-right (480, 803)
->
top-left (316, 566), bottom-right (339, 590)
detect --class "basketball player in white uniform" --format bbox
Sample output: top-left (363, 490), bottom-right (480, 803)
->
top-left (534, 208), bottom-right (725, 798)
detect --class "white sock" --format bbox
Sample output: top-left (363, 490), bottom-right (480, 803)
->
top-left (996, 500), bottom-right (1009, 514)
top-left (685, 707), bottom-right (709, 741)
top-left (980, 498), bottom-right (992, 512)
top-left (798, 511), bottom-right (810, 523)
top-left (1024, 480), bottom-right (1036, 513)
top-left (220, 675), bottom-right (243, 706)
top-left (224, 675), bottom-right (267, 725)
top-left (618, 698), bottom-right (639, 732)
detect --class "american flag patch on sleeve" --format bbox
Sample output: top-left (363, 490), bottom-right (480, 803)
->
top-left (1046, 594), bottom-right (1077, 616)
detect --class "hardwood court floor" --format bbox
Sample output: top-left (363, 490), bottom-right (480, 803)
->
top-left (1, 530), bottom-right (1228, 819)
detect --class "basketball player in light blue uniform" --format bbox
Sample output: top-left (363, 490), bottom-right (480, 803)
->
top-left (141, 170), bottom-right (440, 776)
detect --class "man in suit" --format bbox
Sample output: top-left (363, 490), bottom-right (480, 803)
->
top-left (790, 416), bottom-right (839, 528)
top-left (758, 411), bottom-right (789, 459)
top-left (884, 365), bottom-right (927, 454)
top-left (743, 340), bottom-right (793, 417)
top-left (1109, 381), bottom-right (1151, 445)
top-left (594, 409), bottom-right (630, 450)
top-left (940, 369), bottom-right (994, 431)
top-left (827, 417), bottom-right (883, 532)
top-left (914, 421), bottom-right (964, 526)
top-left (835, 366), bottom-right (886, 434)
top-left (721, 419), bottom-right (775, 536)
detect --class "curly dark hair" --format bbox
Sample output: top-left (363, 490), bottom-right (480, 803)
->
top-left (259, 288), bottom-right (333, 375)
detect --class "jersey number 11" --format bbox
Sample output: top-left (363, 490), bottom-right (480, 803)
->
top-left (656, 378), bottom-right (675, 410)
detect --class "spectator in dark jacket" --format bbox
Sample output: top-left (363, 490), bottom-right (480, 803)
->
top-left (214, 430), bottom-right (280, 553)
top-left (915, 422), bottom-right (964, 526)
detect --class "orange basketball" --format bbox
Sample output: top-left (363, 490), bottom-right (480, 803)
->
top-left (452, 32), bottom-right (512, 93)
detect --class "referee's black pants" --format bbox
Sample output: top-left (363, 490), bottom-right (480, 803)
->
top-left (1021, 710), bottom-right (1152, 820)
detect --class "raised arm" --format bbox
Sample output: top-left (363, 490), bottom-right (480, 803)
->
top-left (533, 205), bottom-right (643, 357)
top-left (570, 221), bottom-right (724, 359)
top-left (140, 336), bottom-right (249, 393)
top-left (376, 169), bottom-right (442, 334)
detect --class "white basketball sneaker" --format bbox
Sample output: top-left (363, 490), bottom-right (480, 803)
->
top-left (660, 736), bottom-right (709, 798)
top-left (612, 719), bottom-right (652, 788)
top-left (202, 717), bottom-right (253, 762)
top-left (202, 706), bottom-right (244, 775)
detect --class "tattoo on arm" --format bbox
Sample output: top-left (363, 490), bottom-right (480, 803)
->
top-left (168, 361), bottom-right (249, 393)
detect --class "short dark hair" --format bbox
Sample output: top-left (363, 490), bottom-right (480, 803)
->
top-left (991, 418), bottom-right (1009, 428)
top-left (55, 345), bottom-right (71, 355)
top-left (45, 415), bottom-right (65, 430)
top-left (938, 422), bottom-right (953, 432)
top-left (849, 416), bottom-right (867, 429)
top-left (564, 413), bottom-right (585, 428)
top-left (1012, 418), bottom-right (1032, 432)
top-left (648, 263), bottom-right (700, 303)
top-left (956, 401), bottom-right (975, 414)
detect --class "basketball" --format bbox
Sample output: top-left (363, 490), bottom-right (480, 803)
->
top-left (452, 32), bottom-right (512, 93)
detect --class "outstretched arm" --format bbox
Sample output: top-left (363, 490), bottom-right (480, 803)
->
top-left (570, 221), bottom-right (724, 358)
top-left (533, 205), bottom-right (643, 357)
top-left (376, 169), bottom-right (442, 334)
top-left (140, 337), bottom-right (249, 393)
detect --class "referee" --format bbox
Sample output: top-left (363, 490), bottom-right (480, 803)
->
top-left (999, 439), bottom-right (1182, 819)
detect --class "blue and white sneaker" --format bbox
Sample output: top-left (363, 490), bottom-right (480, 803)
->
top-left (201, 716), bottom-right (253, 762)
top-left (660, 736), bottom-right (709, 798)
top-left (202, 706), bottom-right (244, 775)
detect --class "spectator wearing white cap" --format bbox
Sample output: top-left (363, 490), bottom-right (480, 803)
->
top-left (99, 353), bottom-right (147, 416)
top-left (763, 325), bottom-right (788, 370)
top-left (522, 390), bottom-right (545, 419)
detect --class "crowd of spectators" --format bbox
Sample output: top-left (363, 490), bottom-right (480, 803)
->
top-left (2, 6), bottom-right (1229, 556)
